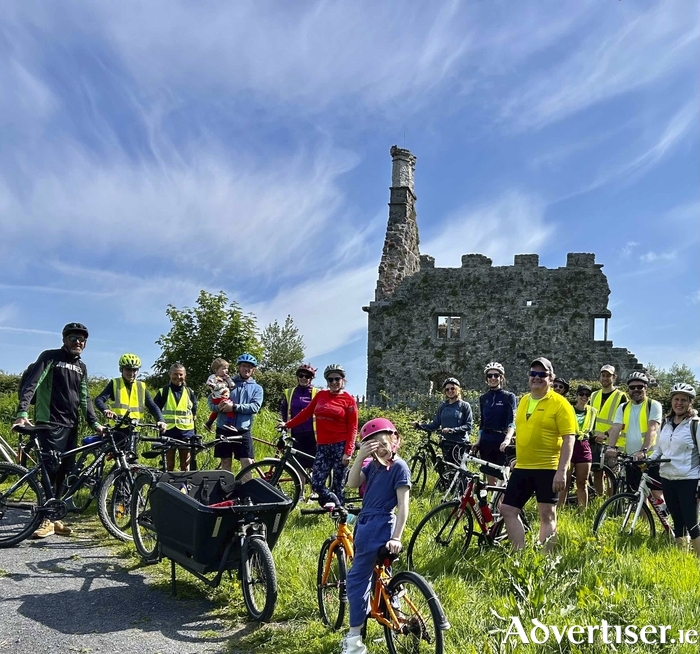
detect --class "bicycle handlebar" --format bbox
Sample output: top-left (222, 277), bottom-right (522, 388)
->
top-left (300, 505), bottom-right (362, 517)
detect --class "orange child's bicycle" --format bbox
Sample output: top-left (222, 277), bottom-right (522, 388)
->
top-left (301, 505), bottom-right (450, 654)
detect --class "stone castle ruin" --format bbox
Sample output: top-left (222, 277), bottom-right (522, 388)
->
top-left (363, 146), bottom-right (643, 403)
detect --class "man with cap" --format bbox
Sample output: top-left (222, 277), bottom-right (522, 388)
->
top-left (500, 357), bottom-right (577, 551)
top-left (606, 371), bottom-right (663, 495)
top-left (590, 365), bottom-right (627, 495)
top-left (13, 322), bottom-right (104, 538)
top-left (552, 378), bottom-right (570, 396)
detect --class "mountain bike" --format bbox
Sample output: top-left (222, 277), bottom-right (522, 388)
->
top-left (0, 415), bottom-right (143, 546)
top-left (301, 505), bottom-right (450, 653)
top-left (592, 456), bottom-right (672, 541)
top-left (406, 454), bottom-right (528, 574)
top-left (408, 431), bottom-right (468, 497)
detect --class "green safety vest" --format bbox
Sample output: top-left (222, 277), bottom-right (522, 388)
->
top-left (576, 405), bottom-right (597, 440)
top-left (111, 378), bottom-right (146, 421)
top-left (161, 385), bottom-right (194, 431)
top-left (591, 388), bottom-right (625, 433)
top-left (283, 386), bottom-right (318, 432)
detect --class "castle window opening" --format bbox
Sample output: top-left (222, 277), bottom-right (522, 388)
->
top-left (593, 317), bottom-right (609, 341)
top-left (525, 299), bottom-right (534, 307)
top-left (437, 315), bottom-right (462, 340)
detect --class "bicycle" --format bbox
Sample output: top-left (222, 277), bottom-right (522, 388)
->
top-left (592, 456), bottom-right (672, 541)
top-left (406, 453), bottom-right (529, 573)
top-left (234, 429), bottom-right (318, 510)
top-left (130, 432), bottom-right (241, 562)
top-left (0, 415), bottom-right (144, 546)
top-left (408, 430), bottom-right (468, 497)
top-left (301, 505), bottom-right (450, 653)
top-left (561, 463), bottom-right (617, 506)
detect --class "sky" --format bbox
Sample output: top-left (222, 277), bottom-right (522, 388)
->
top-left (0, 0), bottom-right (698, 396)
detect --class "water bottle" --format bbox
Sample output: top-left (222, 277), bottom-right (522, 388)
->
top-left (652, 497), bottom-right (669, 520)
top-left (347, 513), bottom-right (356, 526)
top-left (478, 488), bottom-right (493, 524)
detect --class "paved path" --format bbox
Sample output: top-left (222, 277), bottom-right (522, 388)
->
top-left (0, 529), bottom-right (248, 654)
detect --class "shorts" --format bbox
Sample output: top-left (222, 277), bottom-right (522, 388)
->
top-left (477, 439), bottom-right (507, 480)
top-left (214, 428), bottom-right (254, 460)
top-left (502, 467), bottom-right (558, 508)
top-left (571, 438), bottom-right (592, 465)
top-left (440, 441), bottom-right (468, 467)
top-left (590, 440), bottom-right (606, 470)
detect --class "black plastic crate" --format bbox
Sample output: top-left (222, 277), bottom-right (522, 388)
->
top-left (149, 470), bottom-right (292, 574)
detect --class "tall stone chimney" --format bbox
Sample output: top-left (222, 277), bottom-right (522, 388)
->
top-left (374, 146), bottom-right (421, 301)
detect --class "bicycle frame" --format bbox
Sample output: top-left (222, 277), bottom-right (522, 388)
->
top-left (634, 474), bottom-right (672, 534)
top-left (368, 556), bottom-right (404, 630)
top-left (323, 521), bottom-right (355, 580)
top-left (441, 451), bottom-right (509, 501)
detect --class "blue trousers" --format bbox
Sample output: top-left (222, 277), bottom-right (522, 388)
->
top-left (311, 441), bottom-right (347, 507)
top-left (346, 513), bottom-right (395, 628)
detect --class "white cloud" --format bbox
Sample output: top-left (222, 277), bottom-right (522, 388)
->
top-left (621, 241), bottom-right (639, 258)
top-left (639, 251), bottom-right (677, 263)
top-left (501, 0), bottom-right (698, 131)
top-left (421, 191), bottom-right (553, 267)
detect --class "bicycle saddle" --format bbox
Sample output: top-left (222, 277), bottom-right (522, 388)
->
top-left (12, 423), bottom-right (52, 435)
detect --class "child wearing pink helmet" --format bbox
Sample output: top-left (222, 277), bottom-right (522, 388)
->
top-left (341, 418), bottom-right (411, 654)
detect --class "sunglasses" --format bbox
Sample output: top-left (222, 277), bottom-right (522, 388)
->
top-left (123, 367), bottom-right (140, 372)
top-left (628, 385), bottom-right (646, 391)
top-left (66, 334), bottom-right (87, 344)
top-left (444, 386), bottom-right (458, 392)
top-left (553, 384), bottom-right (566, 390)
top-left (577, 392), bottom-right (591, 397)
top-left (327, 376), bottom-right (343, 383)
top-left (297, 373), bottom-right (313, 379)
top-left (529, 370), bottom-right (548, 378)
top-left (486, 373), bottom-right (501, 379)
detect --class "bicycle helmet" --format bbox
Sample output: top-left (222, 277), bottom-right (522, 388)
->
top-left (627, 371), bottom-right (649, 386)
top-left (62, 322), bottom-right (89, 338)
top-left (669, 382), bottom-right (696, 399)
top-left (296, 363), bottom-right (317, 378)
top-left (484, 362), bottom-right (505, 376)
top-left (323, 364), bottom-right (345, 379)
top-left (443, 377), bottom-right (461, 389)
top-left (236, 353), bottom-right (258, 367)
top-left (118, 353), bottom-right (141, 369)
top-left (360, 418), bottom-right (397, 442)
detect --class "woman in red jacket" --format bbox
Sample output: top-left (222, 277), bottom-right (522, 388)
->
top-left (278, 363), bottom-right (358, 508)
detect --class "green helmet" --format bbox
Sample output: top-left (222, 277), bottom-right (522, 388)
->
top-left (118, 353), bottom-right (141, 369)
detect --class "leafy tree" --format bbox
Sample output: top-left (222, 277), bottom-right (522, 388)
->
top-left (153, 290), bottom-right (262, 390)
top-left (646, 362), bottom-right (698, 393)
top-left (259, 315), bottom-right (305, 374)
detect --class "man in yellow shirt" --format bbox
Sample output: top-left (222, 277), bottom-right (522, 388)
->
top-left (500, 357), bottom-right (577, 551)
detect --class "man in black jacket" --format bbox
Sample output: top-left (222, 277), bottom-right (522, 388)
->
top-left (14, 322), bottom-right (103, 538)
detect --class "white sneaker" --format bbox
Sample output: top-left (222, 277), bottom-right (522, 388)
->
top-left (340, 634), bottom-right (367, 654)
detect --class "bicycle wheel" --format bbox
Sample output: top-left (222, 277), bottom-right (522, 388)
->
top-left (593, 492), bottom-right (656, 540)
top-left (97, 468), bottom-right (134, 541)
top-left (406, 500), bottom-right (473, 573)
top-left (0, 463), bottom-right (45, 547)
top-left (63, 455), bottom-right (103, 513)
top-left (317, 537), bottom-right (347, 630)
top-left (130, 471), bottom-right (159, 562)
top-left (241, 536), bottom-right (278, 622)
top-left (383, 570), bottom-right (445, 654)
top-left (235, 458), bottom-right (302, 509)
top-left (588, 465), bottom-right (616, 501)
top-left (408, 455), bottom-right (427, 495)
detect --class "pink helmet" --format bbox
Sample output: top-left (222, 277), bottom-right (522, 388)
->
top-left (360, 418), bottom-right (397, 442)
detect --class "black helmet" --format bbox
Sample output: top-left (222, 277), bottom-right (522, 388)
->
top-left (62, 322), bottom-right (89, 338)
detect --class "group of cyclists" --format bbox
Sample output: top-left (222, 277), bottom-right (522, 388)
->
top-left (11, 322), bottom-right (700, 653)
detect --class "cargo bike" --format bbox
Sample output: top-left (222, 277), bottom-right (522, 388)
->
top-left (131, 468), bottom-right (292, 622)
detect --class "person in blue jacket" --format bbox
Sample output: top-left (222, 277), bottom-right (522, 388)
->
top-left (414, 377), bottom-right (473, 465)
top-left (209, 353), bottom-right (263, 472)
top-left (473, 362), bottom-right (517, 484)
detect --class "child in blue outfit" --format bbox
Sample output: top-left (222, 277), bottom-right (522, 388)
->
top-left (341, 418), bottom-right (411, 654)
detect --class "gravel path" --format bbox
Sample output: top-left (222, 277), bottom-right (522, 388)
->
top-left (0, 528), bottom-right (248, 654)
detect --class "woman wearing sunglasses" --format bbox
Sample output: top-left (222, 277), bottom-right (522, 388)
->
top-left (279, 364), bottom-right (319, 467)
top-left (278, 363), bottom-right (358, 508)
top-left (472, 362), bottom-right (516, 485)
top-left (414, 376), bottom-right (473, 466)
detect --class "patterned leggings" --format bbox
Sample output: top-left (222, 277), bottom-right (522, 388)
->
top-left (311, 441), bottom-right (347, 507)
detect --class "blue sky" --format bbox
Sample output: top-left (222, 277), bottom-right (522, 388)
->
top-left (0, 1), bottom-right (698, 396)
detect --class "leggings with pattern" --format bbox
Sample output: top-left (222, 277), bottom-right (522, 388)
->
top-left (311, 441), bottom-right (347, 507)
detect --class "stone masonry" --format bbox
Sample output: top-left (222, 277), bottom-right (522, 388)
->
top-left (364, 146), bottom-right (643, 403)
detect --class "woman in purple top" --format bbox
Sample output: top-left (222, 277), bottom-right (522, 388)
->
top-left (280, 363), bottom-right (318, 467)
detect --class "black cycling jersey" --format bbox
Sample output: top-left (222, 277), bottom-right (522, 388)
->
top-left (16, 347), bottom-right (98, 428)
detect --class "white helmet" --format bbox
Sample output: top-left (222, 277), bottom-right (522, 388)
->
top-left (323, 364), bottom-right (346, 379)
top-left (670, 383), bottom-right (696, 399)
top-left (627, 371), bottom-right (649, 385)
top-left (484, 362), bottom-right (505, 376)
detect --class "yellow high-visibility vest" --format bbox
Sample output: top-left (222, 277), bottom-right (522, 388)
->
top-left (111, 378), bottom-right (146, 421)
top-left (283, 386), bottom-right (318, 433)
top-left (591, 388), bottom-right (625, 432)
top-left (576, 405), bottom-right (597, 440)
top-left (618, 399), bottom-right (651, 451)
top-left (162, 386), bottom-right (194, 431)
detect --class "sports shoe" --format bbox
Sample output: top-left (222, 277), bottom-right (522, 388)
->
top-left (32, 519), bottom-right (54, 539)
top-left (53, 520), bottom-right (73, 536)
top-left (340, 634), bottom-right (367, 654)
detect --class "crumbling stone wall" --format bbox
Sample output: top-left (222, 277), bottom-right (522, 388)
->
top-left (365, 147), bottom-right (642, 402)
